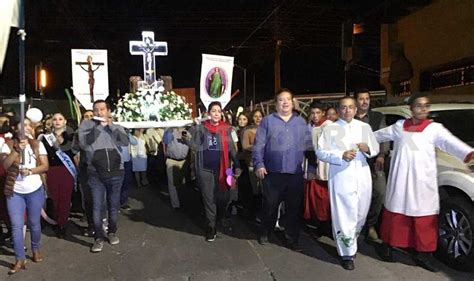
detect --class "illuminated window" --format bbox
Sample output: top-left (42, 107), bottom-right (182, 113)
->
top-left (395, 80), bottom-right (411, 97)
top-left (420, 60), bottom-right (474, 91)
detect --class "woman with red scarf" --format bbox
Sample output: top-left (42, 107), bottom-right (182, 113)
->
top-left (189, 102), bottom-right (241, 242)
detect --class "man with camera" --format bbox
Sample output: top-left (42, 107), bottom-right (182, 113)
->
top-left (163, 127), bottom-right (190, 210)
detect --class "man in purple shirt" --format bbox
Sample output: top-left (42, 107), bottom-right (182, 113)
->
top-left (253, 88), bottom-right (314, 251)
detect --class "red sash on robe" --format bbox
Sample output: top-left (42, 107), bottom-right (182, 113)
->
top-left (403, 118), bottom-right (432, 132)
top-left (303, 179), bottom-right (330, 221)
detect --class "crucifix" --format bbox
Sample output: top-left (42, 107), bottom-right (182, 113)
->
top-left (75, 55), bottom-right (104, 102)
top-left (129, 31), bottom-right (168, 89)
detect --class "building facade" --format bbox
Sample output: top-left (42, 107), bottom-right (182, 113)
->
top-left (380, 0), bottom-right (474, 103)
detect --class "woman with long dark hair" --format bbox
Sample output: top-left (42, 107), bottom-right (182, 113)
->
top-left (234, 111), bottom-right (250, 216)
top-left (39, 113), bottom-right (76, 238)
top-left (241, 109), bottom-right (264, 218)
top-left (0, 117), bottom-right (49, 275)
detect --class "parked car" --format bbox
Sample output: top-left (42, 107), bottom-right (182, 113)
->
top-left (373, 103), bottom-right (474, 271)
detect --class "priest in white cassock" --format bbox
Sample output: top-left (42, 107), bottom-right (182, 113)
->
top-left (373, 93), bottom-right (474, 272)
top-left (316, 97), bottom-right (379, 270)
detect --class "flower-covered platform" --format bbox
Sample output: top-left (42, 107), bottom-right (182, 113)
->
top-left (113, 88), bottom-right (193, 128)
top-left (115, 120), bottom-right (193, 129)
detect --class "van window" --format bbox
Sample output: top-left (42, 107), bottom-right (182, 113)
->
top-left (385, 114), bottom-right (405, 126)
top-left (429, 110), bottom-right (474, 146)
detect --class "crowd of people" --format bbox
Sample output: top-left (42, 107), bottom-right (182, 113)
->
top-left (0, 88), bottom-right (472, 275)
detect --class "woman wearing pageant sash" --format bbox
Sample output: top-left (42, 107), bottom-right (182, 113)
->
top-left (39, 113), bottom-right (77, 238)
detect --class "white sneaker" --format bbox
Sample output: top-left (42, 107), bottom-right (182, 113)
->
top-left (107, 233), bottom-right (120, 245)
top-left (274, 221), bottom-right (285, 231)
top-left (91, 239), bottom-right (104, 253)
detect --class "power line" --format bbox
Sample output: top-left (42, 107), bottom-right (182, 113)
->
top-left (233, 1), bottom-right (286, 56)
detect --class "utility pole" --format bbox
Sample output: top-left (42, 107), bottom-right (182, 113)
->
top-left (253, 74), bottom-right (256, 104)
top-left (243, 67), bottom-right (247, 106)
top-left (18, 0), bottom-right (26, 143)
top-left (234, 64), bottom-right (247, 106)
top-left (273, 0), bottom-right (282, 93)
top-left (274, 39), bottom-right (282, 91)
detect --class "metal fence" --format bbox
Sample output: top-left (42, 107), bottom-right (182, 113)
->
top-left (246, 90), bottom-right (387, 117)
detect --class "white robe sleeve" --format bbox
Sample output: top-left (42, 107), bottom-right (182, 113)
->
top-left (434, 123), bottom-right (473, 162)
top-left (374, 123), bottom-right (396, 143)
top-left (316, 125), bottom-right (344, 165)
top-left (362, 124), bottom-right (380, 158)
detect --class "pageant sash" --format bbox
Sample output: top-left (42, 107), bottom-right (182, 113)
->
top-left (55, 150), bottom-right (78, 190)
top-left (44, 133), bottom-right (56, 147)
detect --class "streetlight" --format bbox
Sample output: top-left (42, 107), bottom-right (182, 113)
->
top-left (35, 62), bottom-right (47, 97)
top-left (234, 64), bottom-right (247, 106)
top-left (40, 69), bottom-right (46, 88)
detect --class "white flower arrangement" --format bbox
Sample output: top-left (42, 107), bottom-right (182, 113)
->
top-left (113, 89), bottom-right (193, 122)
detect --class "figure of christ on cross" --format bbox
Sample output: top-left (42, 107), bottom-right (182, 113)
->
top-left (129, 31), bottom-right (168, 89)
top-left (76, 55), bottom-right (104, 103)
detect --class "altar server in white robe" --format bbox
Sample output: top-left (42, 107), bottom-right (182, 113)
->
top-left (373, 93), bottom-right (474, 272)
top-left (316, 97), bottom-right (379, 270)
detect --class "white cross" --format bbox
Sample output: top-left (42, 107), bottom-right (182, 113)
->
top-left (129, 31), bottom-right (168, 89)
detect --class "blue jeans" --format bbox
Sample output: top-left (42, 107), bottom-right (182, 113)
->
top-left (7, 187), bottom-right (45, 260)
top-left (120, 161), bottom-right (133, 206)
top-left (88, 173), bottom-right (124, 240)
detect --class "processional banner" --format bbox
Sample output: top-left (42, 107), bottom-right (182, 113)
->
top-left (0, 0), bottom-right (20, 74)
top-left (200, 54), bottom-right (234, 110)
top-left (71, 49), bottom-right (109, 110)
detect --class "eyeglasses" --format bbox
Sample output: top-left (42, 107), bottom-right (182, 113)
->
top-left (413, 103), bottom-right (431, 109)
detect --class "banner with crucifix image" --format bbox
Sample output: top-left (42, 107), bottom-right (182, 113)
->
top-left (71, 49), bottom-right (109, 110)
top-left (200, 54), bottom-right (234, 109)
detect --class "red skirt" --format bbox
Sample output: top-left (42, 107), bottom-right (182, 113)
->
top-left (380, 208), bottom-right (438, 252)
top-left (303, 179), bottom-right (330, 221)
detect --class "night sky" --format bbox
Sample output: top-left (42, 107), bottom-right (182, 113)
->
top-left (0, 0), bottom-right (402, 108)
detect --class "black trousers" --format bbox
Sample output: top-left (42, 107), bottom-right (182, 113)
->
top-left (260, 172), bottom-right (304, 243)
top-left (237, 161), bottom-right (254, 215)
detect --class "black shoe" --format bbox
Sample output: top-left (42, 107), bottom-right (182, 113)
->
top-left (375, 244), bottom-right (394, 263)
top-left (83, 226), bottom-right (95, 237)
top-left (287, 241), bottom-right (303, 253)
top-left (120, 204), bottom-right (131, 211)
top-left (413, 253), bottom-right (439, 272)
top-left (53, 226), bottom-right (66, 238)
top-left (58, 227), bottom-right (66, 239)
top-left (205, 227), bottom-right (216, 242)
top-left (258, 233), bottom-right (269, 245)
top-left (307, 226), bottom-right (323, 239)
top-left (341, 259), bottom-right (355, 270)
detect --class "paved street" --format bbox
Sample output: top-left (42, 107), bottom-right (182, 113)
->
top-left (0, 183), bottom-right (472, 281)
